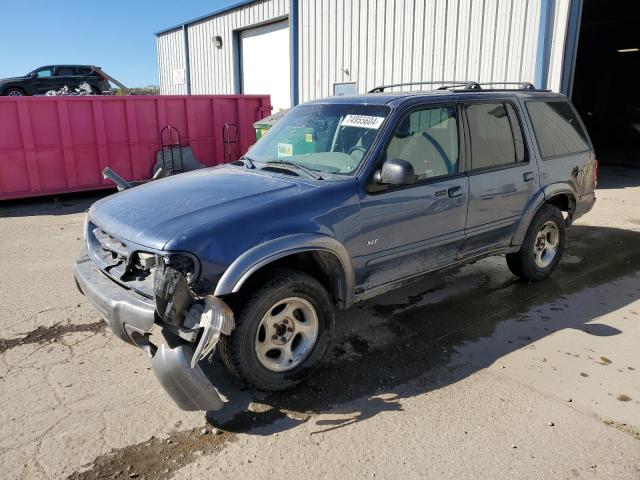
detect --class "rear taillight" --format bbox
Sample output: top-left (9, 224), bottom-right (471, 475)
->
top-left (593, 158), bottom-right (598, 189)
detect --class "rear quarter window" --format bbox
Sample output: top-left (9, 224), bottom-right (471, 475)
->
top-left (526, 100), bottom-right (590, 158)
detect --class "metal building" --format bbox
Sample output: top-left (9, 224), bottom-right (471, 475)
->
top-left (155, 1), bottom-right (640, 159)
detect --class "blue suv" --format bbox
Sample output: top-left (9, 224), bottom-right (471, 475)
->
top-left (74, 82), bottom-right (597, 411)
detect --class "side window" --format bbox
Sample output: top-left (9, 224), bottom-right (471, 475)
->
top-left (385, 106), bottom-right (459, 180)
top-left (33, 68), bottom-right (53, 78)
top-left (466, 102), bottom-right (526, 170)
top-left (55, 67), bottom-right (76, 76)
top-left (526, 100), bottom-right (590, 158)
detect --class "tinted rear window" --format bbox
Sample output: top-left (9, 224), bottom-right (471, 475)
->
top-left (56, 67), bottom-right (76, 76)
top-left (466, 102), bottom-right (526, 170)
top-left (526, 100), bottom-right (590, 158)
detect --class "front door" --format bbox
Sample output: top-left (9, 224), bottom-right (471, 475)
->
top-left (31, 67), bottom-right (56, 94)
top-left (462, 100), bottom-right (540, 255)
top-left (359, 104), bottom-right (469, 290)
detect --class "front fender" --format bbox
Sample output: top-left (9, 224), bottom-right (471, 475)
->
top-left (213, 233), bottom-right (356, 307)
top-left (511, 182), bottom-right (578, 246)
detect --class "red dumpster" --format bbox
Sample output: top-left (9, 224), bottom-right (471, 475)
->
top-left (0, 95), bottom-right (271, 201)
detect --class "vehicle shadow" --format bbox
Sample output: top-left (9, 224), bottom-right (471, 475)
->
top-left (0, 189), bottom-right (114, 217)
top-left (202, 224), bottom-right (640, 436)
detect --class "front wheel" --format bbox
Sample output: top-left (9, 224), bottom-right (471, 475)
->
top-left (4, 87), bottom-right (26, 96)
top-left (506, 204), bottom-right (566, 281)
top-left (218, 268), bottom-right (334, 391)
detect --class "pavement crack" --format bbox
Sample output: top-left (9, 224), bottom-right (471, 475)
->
top-left (601, 418), bottom-right (640, 441)
top-left (0, 321), bottom-right (106, 354)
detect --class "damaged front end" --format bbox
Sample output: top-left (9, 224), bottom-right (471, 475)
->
top-left (153, 256), bottom-right (235, 369)
top-left (74, 223), bottom-right (234, 411)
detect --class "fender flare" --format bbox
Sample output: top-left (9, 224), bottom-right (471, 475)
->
top-left (511, 183), bottom-right (578, 246)
top-left (213, 233), bottom-right (356, 308)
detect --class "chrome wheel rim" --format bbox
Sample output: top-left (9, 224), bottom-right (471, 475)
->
top-left (533, 221), bottom-right (560, 268)
top-left (7, 90), bottom-right (24, 96)
top-left (255, 297), bottom-right (319, 372)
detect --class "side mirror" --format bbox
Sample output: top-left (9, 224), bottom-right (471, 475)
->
top-left (375, 158), bottom-right (417, 186)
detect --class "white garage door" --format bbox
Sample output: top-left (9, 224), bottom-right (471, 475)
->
top-left (240, 20), bottom-right (291, 112)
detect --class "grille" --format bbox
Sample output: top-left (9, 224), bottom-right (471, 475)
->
top-left (87, 223), bottom-right (156, 298)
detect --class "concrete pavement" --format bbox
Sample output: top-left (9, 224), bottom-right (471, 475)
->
top-left (0, 165), bottom-right (638, 479)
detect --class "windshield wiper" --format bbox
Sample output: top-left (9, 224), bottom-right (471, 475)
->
top-left (239, 155), bottom-right (256, 169)
top-left (265, 160), bottom-right (323, 180)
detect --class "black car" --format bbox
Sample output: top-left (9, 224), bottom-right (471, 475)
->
top-left (0, 65), bottom-right (111, 96)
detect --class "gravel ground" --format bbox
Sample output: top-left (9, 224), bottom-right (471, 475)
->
top-left (0, 165), bottom-right (638, 479)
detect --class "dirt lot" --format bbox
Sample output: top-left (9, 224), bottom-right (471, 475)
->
top-left (1, 165), bottom-right (639, 479)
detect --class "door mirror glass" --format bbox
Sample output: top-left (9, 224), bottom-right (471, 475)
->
top-left (377, 158), bottom-right (417, 185)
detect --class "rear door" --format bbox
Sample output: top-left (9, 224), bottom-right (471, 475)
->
top-left (462, 100), bottom-right (539, 255)
top-left (53, 66), bottom-right (79, 90)
top-left (359, 104), bottom-right (469, 289)
top-left (524, 99), bottom-right (594, 199)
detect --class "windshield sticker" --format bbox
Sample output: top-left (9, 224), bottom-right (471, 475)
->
top-left (277, 143), bottom-right (293, 157)
top-left (341, 114), bottom-right (385, 129)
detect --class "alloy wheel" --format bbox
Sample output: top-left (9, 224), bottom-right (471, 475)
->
top-left (254, 297), bottom-right (319, 372)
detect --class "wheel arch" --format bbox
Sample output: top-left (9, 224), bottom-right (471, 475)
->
top-left (545, 191), bottom-right (577, 218)
top-left (512, 184), bottom-right (577, 246)
top-left (214, 234), bottom-right (355, 309)
top-left (2, 85), bottom-right (27, 96)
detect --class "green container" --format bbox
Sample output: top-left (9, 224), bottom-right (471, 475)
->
top-left (254, 109), bottom-right (289, 141)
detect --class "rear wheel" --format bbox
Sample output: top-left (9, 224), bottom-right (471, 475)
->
top-left (218, 268), bottom-right (334, 391)
top-left (4, 87), bottom-right (25, 96)
top-left (506, 204), bottom-right (566, 281)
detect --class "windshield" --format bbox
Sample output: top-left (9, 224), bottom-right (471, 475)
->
top-left (248, 104), bottom-right (391, 175)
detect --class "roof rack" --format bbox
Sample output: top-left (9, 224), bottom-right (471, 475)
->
top-left (368, 80), bottom-right (539, 93)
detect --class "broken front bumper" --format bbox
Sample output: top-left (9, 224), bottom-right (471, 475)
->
top-left (73, 255), bottom-right (224, 411)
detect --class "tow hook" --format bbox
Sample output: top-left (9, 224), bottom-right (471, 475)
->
top-left (185, 296), bottom-right (235, 368)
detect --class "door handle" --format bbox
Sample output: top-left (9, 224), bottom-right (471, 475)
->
top-left (448, 186), bottom-right (463, 198)
top-left (523, 172), bottom-right (535, 182)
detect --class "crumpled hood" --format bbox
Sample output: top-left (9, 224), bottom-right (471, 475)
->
top-left (89, 165), bottom-right (305, 250)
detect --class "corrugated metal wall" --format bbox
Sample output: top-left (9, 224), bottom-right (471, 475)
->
top-left (547, 0), bottom-right (571, 92)
top-left (157, 29), bottom-right (186, 95)
top-left (156, 0), bottom-right (572, 99)
top-left (157, 0), bottom-right (289, 96)
top-left (299, 0), bottom-right (544, 101)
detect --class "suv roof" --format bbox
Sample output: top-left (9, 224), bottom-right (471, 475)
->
top-left (306, 81), bottom-right (566, 107)
top-left (33, 64), bottom-right (95, 70)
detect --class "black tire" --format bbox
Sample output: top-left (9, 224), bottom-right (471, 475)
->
top-left (218, 268), bottom-right (335, 391)
top-left (506, 204), bottom-right (566, 281)
top-left (4, 87), bottom-right (26, 96)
